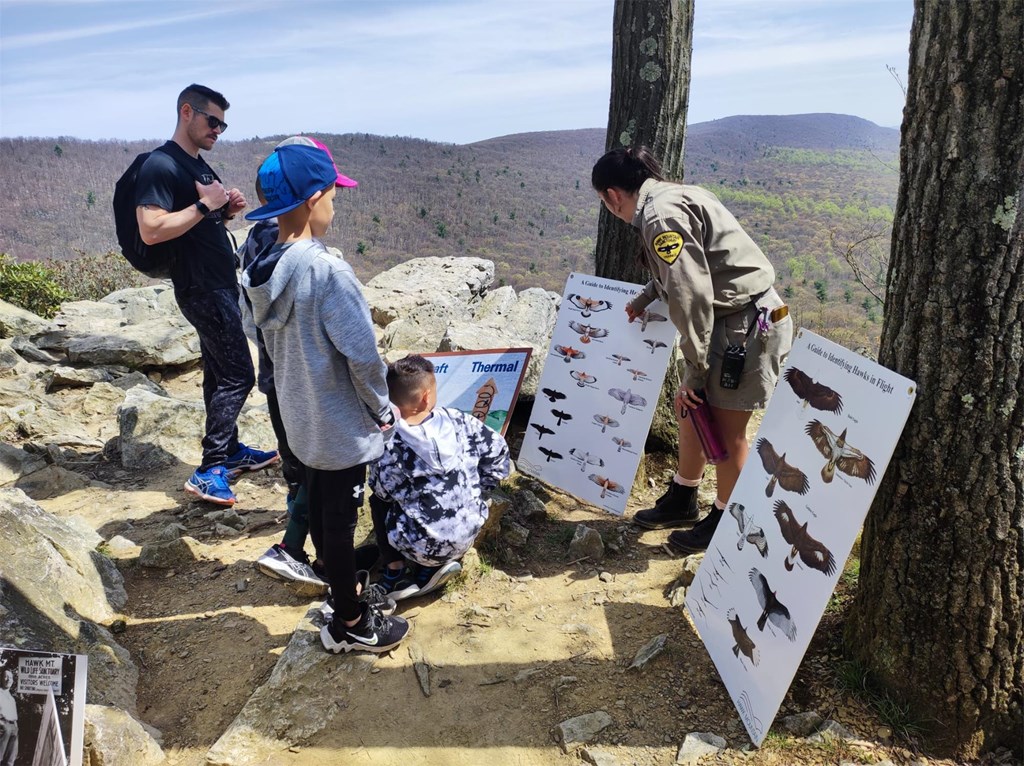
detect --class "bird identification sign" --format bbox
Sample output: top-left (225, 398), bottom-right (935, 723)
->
top-left (685, 328), bottom-right (916, 746)
top-left (516, 272), bottom-right (677, 515)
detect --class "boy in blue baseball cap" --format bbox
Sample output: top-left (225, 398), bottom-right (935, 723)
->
top-left (242, 142), bottom-right (409, 654)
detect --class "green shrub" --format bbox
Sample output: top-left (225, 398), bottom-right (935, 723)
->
top-left (0, 253), bottom-right (69, 318)
top-left (45, 250), bottom-right (150, 303)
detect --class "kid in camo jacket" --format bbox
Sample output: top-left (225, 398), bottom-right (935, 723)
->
top-left (368, 355), bottom-right (511, 600)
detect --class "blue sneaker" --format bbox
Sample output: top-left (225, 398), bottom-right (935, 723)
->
top-left (184, 466), bottom-right (236, 506)
top-left (222, 443), bottom-right (280, 474)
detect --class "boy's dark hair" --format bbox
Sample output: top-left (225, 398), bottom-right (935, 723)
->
top-left (591, 146), bottom-right (664, 193)
top-left (387, 355), bottom-right (436, 407)
top-left (177, 83), bottom-right (229, 115)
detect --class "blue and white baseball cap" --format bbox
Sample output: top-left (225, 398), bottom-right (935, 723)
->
top-left (245, 144), bottom-right (339, 221)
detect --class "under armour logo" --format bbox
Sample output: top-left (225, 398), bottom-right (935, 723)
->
top-left (353, 483), bottom-right (365, 499)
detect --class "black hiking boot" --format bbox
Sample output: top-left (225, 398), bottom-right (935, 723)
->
top-left (666, 506), bottom-right (724, 554)
top-left (632, 481), bottom-right (699, 529)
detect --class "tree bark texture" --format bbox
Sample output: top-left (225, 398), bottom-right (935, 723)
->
top-left (594, 0), bottom-right (693, 284)
top-left (847, 1), bottom-right (1023, 758)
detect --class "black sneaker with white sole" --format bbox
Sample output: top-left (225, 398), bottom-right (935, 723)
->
top-left (320, 570), bottom-right (397, 620)
top-left (320, 603), bottom-right (410, 654)
top-left (414, 560), bottom-right (462, 597)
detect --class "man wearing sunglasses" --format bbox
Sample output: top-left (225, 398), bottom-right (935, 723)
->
top-left (136, 84), bottom-right (278, 506)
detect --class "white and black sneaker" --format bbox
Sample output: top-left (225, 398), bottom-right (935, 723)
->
top-left (320, 570), bottom-right (397, 620)
top-left (256, 544), bottom-right (328, 593)
top-left (320, 603), bottom-right (410, 654)
top-left (414, 560), bottom-right (462, 597)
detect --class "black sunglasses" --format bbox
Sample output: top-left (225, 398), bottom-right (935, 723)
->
top-left (189, 104), bottom-right (228, 132)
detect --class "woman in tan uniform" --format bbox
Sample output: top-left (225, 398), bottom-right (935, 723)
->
top-left (592, 146), bottom-right (793, 553)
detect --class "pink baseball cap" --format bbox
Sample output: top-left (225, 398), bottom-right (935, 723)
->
top-left (274, 135), bottom-right (358, 188)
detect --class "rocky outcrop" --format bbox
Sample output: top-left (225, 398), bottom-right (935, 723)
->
top-left (0, 297), bottom-right (58, 338)
top-left (363, 256), bottom-right (494, 327)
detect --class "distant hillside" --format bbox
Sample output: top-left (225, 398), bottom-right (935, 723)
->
top-left (0, 113), bottom-right (899, 350)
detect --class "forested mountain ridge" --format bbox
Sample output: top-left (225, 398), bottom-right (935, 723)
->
top-left (0, 113), bottom-right (898, 350)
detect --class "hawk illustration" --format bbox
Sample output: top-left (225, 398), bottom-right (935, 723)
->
top-left (805, 420), bottom-right (876, 484)
top-left (729, 502), bottom-right (768, 558)
top-left (727, 608), bottom-right (760, 668)
top-left (638, 310), bottom-right (668, 332)
top-left (570, 370), bottom-right (597, 387)
top-left (612, 437), bottom-right (632, 453)
top-left (567, 294), bottom-right (612, 318)
top-left (538, 447), bottom-right (563, 463)
top-left (551, 409), bottom-right (573, 426)
top-left (529, 423), bottom-right (554, 440)
top-left (627, 368), bottom-right (648, 381)
top-left (773, 500), bottom-right (836, 576)
top-left (541, 387), bottom-right (567, 403)
top-left (553, 345), bottom-right (585, 363)
top-left (784, 367), bottom-right (843, 414)
top-left (592, 414), bottom-right (619, 432)
top-left (588, 474), bottom-right (625, 499)
top-left (608, 387), bottom-right (647, 414)
top-left (569, 448), bottom-right (605, 473)
top-left (748, 567), bottom-right (797, 641)
top-left (643, 339), bottom-right (668, 354)
top-left (755, 438), bottom-right (810, 497)
top-left (568, 320), bottom-right (609, 344)
top-left (610, 354), bottom-right (631, 366)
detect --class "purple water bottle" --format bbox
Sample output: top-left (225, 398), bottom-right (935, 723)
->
top-left (684, 388), bottom-right (729, 464)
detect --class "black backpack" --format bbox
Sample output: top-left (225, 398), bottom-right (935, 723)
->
top-left (112, 145), bottom-right (221, 279)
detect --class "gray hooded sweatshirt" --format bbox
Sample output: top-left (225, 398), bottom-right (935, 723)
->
top-left (241, 239), bottom-right (390, 471)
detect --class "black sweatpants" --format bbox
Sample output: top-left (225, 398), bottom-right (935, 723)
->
top-left (177, 287), bottom-right (256, 470)
top-left (306, 463), bottom-right (367, 623)
top-left (369, 493), bottom-right (407, 569)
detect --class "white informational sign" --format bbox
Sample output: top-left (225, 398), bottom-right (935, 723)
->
top-left (1, 646), bottom-right (88, 766)
top-left (421, 348), bottom-right (532, 436)
top-left (517, 272), bottom-right (677, 515)
top-left (685, 329), bottom-right (916, 746)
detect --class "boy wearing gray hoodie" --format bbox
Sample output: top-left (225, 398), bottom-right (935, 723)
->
top-left (241, 142), bottom-right (409, 654)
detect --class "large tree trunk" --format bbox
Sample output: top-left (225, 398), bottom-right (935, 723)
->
top-left (594, 0), bottom-right (693, 285)
top-left (846, 1), bottom-right (1023, 758)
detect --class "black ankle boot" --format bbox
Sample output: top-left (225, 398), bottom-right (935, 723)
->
top-left (667, 506), bottom-right (724, 553)
top-left (632, 481), bottom-right (699, 529)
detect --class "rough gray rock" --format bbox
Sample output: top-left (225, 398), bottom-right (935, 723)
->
top-left (780, 710), bottom-right (824, 737)
top-left (84, 704), bottom-right (166, 765)
top-left (13, 464), bottom-right (91, 500)
top-left (553, 710), bottom-right (613, 753)
top-left (806, 719), bottom-right (856, 743)
top-left (678, 555), bottom-right (703, 587)
top-left (581, 748), bottom-right (622, 766)
top-left (675, 731), bottom-right (728, 763)
top-left (511, 488), bottom-right (548, 523)
top-left (138, 536), bottom-right (209, 569)
top-left (568, 524), bottom-right (605, 562)
top-left (363, 256), bottom-right (494, 327)
top-left (0, 298), bottom-right (57, 339)
top-left (0, 442), bottom-right (46, 486)
top-left (381, 301), bottom-right (466, 354)
top-left (46, 365), bottom-right (118, 391)
top-left (501, 517), bottom-right (531, 548)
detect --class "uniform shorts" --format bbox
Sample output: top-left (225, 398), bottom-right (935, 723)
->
top-left (685, 286), bottom-right (794, 411)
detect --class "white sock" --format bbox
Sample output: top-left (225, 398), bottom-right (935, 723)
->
top-left (673, 473), bottom-right (701, 488)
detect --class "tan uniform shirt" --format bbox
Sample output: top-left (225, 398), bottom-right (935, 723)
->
top-left (629, 178), bottom-right (775, 389)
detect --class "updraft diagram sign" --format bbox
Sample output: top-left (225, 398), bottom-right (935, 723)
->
top-left (685, 329), bottom-right (916, 746)
top-left (517, 272), bottom-right (677, 515)
top-left (420, 348), bottom-right (532, 436)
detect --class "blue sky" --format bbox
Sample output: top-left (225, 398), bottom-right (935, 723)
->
top-left (0, 0), bottom-right (911, 144)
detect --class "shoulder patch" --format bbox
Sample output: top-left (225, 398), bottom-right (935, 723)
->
top-left (652, 231), bottom-right (684, 265)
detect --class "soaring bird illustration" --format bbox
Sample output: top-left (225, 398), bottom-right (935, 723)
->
top-left (727, 608), bottom-right (760, 668)
top-left (608, 387), bottom-right (647, 414)
top-left (755, 438), bottom-right (810, 497)
top-left (553, 345), bottom-right (585, 363)
top-left (805, 420), bottom-right (876, 484)
top-left (567, 294), bottom-right (612, 318)
top-left (748, 567), bottom-right (797, 641)
top-left (529, 423), bottom-right (555, 440)
top-left (638, 310), bottom-right (668, 332)
top-left (568, 320), bottom-right (609, 344)
top-left (570, 370), bottom-right (597, 387)
top-left (538, 447), bottom-right (563, 463)
top-left (784, 367), bottom-right (843, 414)
top-left (715, 546), bottom-right (734, 572)
top-left (610, 353), bottom-right (631, 366)
top-left (729, 503), bottom-right (768, 558)
top-left (569, 448), bottom-right (605, 472)
top-left (612, 437), bottom-right (632, 453)
top-left (541, 387), bottom-right (567, 403)
top-left (551, 409), bottom-right (573, 426)
top-left (593, 414), bottom-right (619, 432)
top-left (643, 339), bottom-right (667, 354)
top-left (773, 500), bottom-right (836, 576)
top-left (588, 474), bottom-right (625, 499)
top-left (627, 368), bottom-right (648, 382)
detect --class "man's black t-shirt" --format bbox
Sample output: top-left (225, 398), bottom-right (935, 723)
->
top-left (134, 140), bottom-right (236, 297)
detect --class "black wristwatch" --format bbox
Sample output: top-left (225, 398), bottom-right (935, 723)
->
top-left (195, 200), bottom-right (211, 216)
